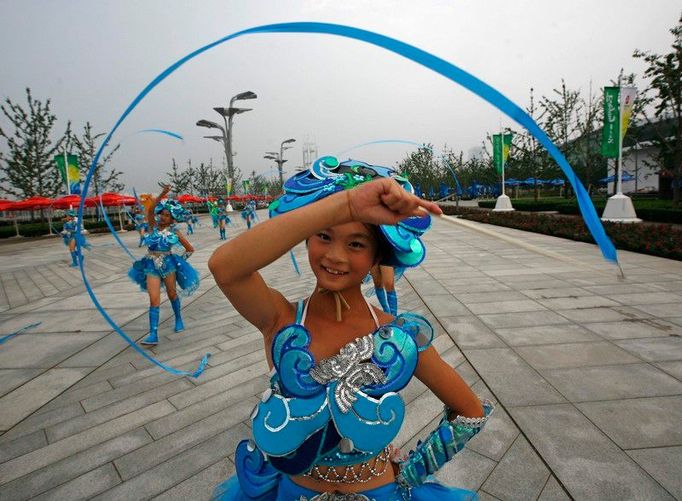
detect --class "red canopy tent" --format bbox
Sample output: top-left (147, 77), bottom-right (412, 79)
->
top-left (51, 194), bottom-right (96, 209)
top-left (87, 192), bottom-right (136, 207)
top-left (4, 196), bottom-right (54, 237)
top-left (176, 194), bottom-right (203, 204)
top-left (0, 199), bottom-right (14, 211)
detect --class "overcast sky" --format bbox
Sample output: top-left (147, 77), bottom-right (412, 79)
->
top-left (1, 0), bottom-right (680, 193)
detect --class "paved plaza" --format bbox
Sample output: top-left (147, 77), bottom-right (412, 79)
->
top-left (0, 213), bottom-right (681, 500)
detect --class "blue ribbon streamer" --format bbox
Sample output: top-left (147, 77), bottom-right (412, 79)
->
top-left (77, 21), bottom-right (618, 378)
top-left (290, 250), bottom-right (301, 276)
top-left (137, 128), bottom-right (184, 141)
top-left (0, 322), bottom-right (41, 345)
top-left (98, 197), bottom-right (137, 261)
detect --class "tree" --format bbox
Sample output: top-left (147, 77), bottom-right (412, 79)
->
top-left (195, 159), bottom-right (223, 197)
top-left (71, 122), bottom-right (123, 196)
top-left (397, 144), bottom-right (447, 196)
top-left (166, 158), bottom-right (187, 194)
top-left (634, 14), bottom-right (682, 206)
top-left (0, 88), bottom-right (71, 198)
top-left (184, 159), bottom-right (196, 195)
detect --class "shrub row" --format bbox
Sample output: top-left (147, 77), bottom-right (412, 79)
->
top-left (0, 219), bottom-right (133, 239)
top-left (477, 199), bottom-right (682, 224)
top-left (440, 206), bottom-right (682, 261)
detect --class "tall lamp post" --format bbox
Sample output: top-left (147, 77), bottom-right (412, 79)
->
top-left (279, 138), bottom-right (296, 186)
top-left (197, 90), bottom-right (257, 210)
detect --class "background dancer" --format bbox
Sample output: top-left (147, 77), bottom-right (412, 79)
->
top-left (128, 185), bottom-right (199, 346)
top-left (132, 206), bottom-right (148, 247)
top-left (61, 209), bottom-right (88, 267)
top-left (370, 264), bottom-right (398, 315)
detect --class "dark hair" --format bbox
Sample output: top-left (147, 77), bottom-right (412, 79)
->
top-left (364, 223), bottom-right (390, 265)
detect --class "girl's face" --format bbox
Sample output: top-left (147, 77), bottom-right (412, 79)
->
top-left (158, 209), bottom-right (173, 226)
top-left (307, 221), bottom-right (379, 292)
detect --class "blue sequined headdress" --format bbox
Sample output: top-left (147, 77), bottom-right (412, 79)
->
top-left (269, 156), bottom-right (430, 268)
top-left (155, 199), bottom-right (188, 222)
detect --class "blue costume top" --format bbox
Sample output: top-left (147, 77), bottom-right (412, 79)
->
top-left (128, 225), bottom-right (200, 296)
top-left (62, 219), bottom-right (88, 248)
top-left (134, 213), bottom-right (148, 231)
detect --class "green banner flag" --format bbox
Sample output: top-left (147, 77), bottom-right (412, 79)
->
top-left (54, 154), bottom-right (81, 194)
top-left (492, 133), bottom-right (512, 173)
top-left (601, 86), bottom-right (619, 158)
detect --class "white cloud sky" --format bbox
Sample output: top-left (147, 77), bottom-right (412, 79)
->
top-left (0, 0), bottom-right (679, 192)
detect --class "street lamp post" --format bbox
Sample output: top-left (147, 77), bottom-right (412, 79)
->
top-left (278, 138), bottom-right (296, 186)
top-left (197, 91), bottom-right (257, 210)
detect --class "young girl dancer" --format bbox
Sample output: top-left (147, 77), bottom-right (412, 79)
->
top-left (209, 157), bottom-right (492, 500)
top-left (128, 185), bottom-right (200, 346)
top-left (61, 209), bottom-right (88, 267)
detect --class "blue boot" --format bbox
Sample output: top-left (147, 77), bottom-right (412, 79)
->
top-left (375, 287), bottom-right (390, 313)
top-left (171, 297), bottom-right (184, 332)
top-left (141, 306), bottom-right (160, 345)
top-left (387, 290), bottom-right (398, 316)
top-left (70, 251), bottom-right (79, 267)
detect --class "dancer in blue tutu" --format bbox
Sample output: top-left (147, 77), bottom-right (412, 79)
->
top-left (132, 206), bottom-right (149, 247)
top-left (61, 209), bottom-right (89, 267)
top-left (217, 204), bottom-right (231, 240)
top-left (185, 208), bottom-right (196, 235)
top-left (241, 199), bottom-right (257, 229)
top-left (209, 157), bottom-right (493, 500)
top-left (128, 184), bottom-right (199, 346)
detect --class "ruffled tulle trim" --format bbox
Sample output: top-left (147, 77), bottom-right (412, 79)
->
top-left (128, 254), bottom-right (200, 297)
top-left (213, 474), bottom-right (478, 500)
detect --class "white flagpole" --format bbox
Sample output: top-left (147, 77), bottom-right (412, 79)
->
top-left (500, 123), bottom-right (506, 196)
top-left (64, 151), bottom-right (71, 195)
top-left (616, 78), bottom-right (623, 196)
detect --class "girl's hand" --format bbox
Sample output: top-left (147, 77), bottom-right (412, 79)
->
top-left (347, 178), bottom-right (442, 225)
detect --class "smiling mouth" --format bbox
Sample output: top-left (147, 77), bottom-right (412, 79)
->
top-left (321, 265), bottom-right (348, 276)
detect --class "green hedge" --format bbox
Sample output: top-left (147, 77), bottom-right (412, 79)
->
top-left (0, 219), bottom-right (132, 239)
top-left (477, 198), bottom-right (682, 224)
top-left (440, 206), bottom-right (682, 260)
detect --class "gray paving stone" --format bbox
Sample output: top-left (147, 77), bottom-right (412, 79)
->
top-left (152, 458), bottom-right (234, 501)
top-left (465, 388), bottom-right (518, 462)
top-left (0, 368), bottom-right (89, 431)
top-left (58, 331), bottom-right (138, 368)
top-left (0, 400), bottom-right (174, 484)
top-left (538, 476), bottom-right (571, 500)
top-left (655, 360), bottom-right (682, 381)
top-left (146, 375), bottom-right (268, 439)
top-left (115, 398), bottom-right (256, 480)
top-left (454, 290), bottom-right (529, 305)
top-left (536, 295), bottom-right (620, 310)
top-left (168, 361), bottom-right (269, 409)
top-left (36, 380), bottom-right (112, 415)
top-left (98, 423), bottom-right (248, 500)
top-left (464, 348), bottom-right (566, 406)
top-left (0, 333), bottom-right (100, 369)
top-left (0, 429), bottom-right (47, 463)
top-left (434, 448), bottom-right (497, 493)
top-left (32, 463), bottom-right (121, 501)
top-left (626, 446), bottom-right (682, 500)
top-left (577, 396), bottom-right (682, 449)
top-left (439, 315), bottom-right (506, 349)
top-left (556, 305), bottom-right (651, 323)
top-left (521, 287), bottom-right (592, 299)
top-left (46, 379), bottom-right (192, 442)
top-left (478, 310), bottom-right (570, 329)
top-left (0, 428), bottom-right (151, 501)
top-left (583, 318), bottom-right (682, 339)
top-left (0, 402), bottom-right (84, 443)
top-left (482, 434), bottom-right (549, 500)
top-left (494, 324), bottom-right (600, 346)
top-left (0, 368), bottom-right (42, 398)
top-left (420, 294), bottom-right (470, 317)
top-left (629, 302), bottom-right (682, 317)
top-left (615, 336), bottom-right (682, 362)
top-left (541, 363), bottom-right (682, 402)
top-left (511, 404), bottom-right (674, 500)
top-left (80, 371), bottom-right (182, 412)
top-left (467, 299), bottom-right (547, 315)
top-left (515, 341), bottom-right (641, 370)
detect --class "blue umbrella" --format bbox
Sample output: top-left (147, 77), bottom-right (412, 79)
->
top-left (598, 171), bottom-right (635, 184)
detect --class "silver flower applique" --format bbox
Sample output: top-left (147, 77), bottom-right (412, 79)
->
top-left (309, 334), bottom-right (386, 413)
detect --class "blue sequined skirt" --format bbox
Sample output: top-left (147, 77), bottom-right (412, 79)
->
top-left (128, 254), bottom-right (200, 296)
top-left (214, 473), bottom-right (478, 500)
top-left (63, 232), bottom-right (88, 248)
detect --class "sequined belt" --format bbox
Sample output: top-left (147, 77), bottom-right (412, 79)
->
top-left (300, 492), bottom-right (371, 501)
top-left (304, 447), bottom-right (390, 484)
top-left (146, 251), bottom-right (171, 270)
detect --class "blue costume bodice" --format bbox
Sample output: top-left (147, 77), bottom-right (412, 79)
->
top-left (251, 298), bottom-right (434, 476)
top-left (63, 220), bottom-right (78, 235)
top-left (144, 226), bottom-right (180, 252)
